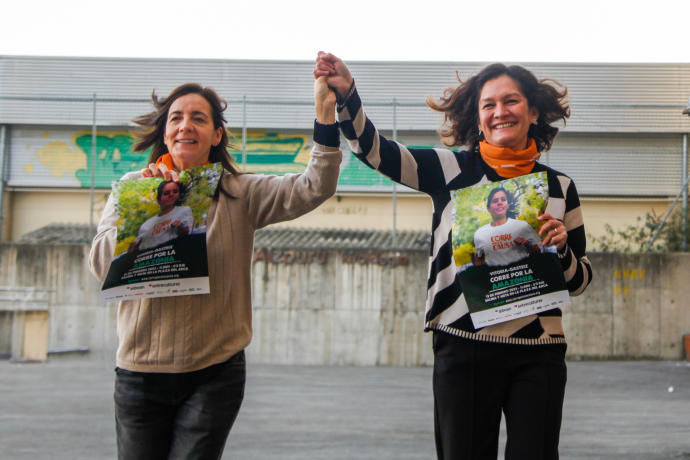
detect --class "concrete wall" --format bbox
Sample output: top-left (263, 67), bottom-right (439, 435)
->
top-left (249, 249), bottom-right (432, 366)
top-left (580, 198), bottom-right (672, 246)
top-left (0, 244), bottom-right (118, 361)
top-left (4, 190), bottom-right (674, 249)
top-left (6, 190), bottom-right (109, 241)
top-left (564, 253), bottom-right (690, 360)
top-left (1, 244), bottom-right (689, 364)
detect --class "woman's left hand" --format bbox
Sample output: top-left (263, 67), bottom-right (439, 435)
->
top-left (538, 213), bottom-right (567, 250)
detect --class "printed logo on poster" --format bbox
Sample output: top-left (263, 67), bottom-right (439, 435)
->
top-left (100, 163), bottom-right (222, 302)
top-left (450, 172), bottom-right (570, 328)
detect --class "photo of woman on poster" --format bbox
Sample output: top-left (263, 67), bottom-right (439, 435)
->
top-left (473, 186), bottom-right (543, 266)
top-left (128, 180), bottom-right (193, 253)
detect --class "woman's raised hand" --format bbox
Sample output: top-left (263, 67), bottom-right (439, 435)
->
top-left (140, 163), bottom-right (179, 182)
top-left (314, 76), bottom-right (336, 124)
top-left (314, 52), bottom-right (353, 100)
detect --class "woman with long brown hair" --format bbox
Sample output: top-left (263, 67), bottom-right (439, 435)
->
top-left (315, 53), bottom-right (592, 460)
top-left (90, 78), bottom-right (341, 459)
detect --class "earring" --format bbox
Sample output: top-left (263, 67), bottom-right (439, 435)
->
top-left (532, 120), bottom-right (538, 126)
top-left (478, 128), bottom-right (483, 137)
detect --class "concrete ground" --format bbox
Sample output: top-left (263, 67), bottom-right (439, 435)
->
top-left (0, 358), bottom-right (689, 460)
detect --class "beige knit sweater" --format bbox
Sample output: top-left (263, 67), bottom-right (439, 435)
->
top-left (89, 138), bottom-right (341, 373)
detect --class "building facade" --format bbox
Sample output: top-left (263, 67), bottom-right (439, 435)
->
top-left (1, 56), bottom-right (689, 245)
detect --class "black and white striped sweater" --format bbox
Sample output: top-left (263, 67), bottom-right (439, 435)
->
top-left (338, 87), bottom-right (593, 345)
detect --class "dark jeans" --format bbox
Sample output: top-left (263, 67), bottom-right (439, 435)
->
top-left (433, 332), bottom-right (567, 460)
top-left (114, 351), bottom-right (246, 460)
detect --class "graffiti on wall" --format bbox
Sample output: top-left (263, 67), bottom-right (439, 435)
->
top-left (12, 127), bottom-right (436, 189)
top-left (73, 132), bottom-right (144, 187)
top-left (14, 128), bottom-right (314, 188)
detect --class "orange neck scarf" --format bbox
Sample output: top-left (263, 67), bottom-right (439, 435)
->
top-left (155, 153), bottom-right (210, 172)
top-left (479, 139), bottom-right (540, 178)
top-left (155, 153), bottom-right (178, 171)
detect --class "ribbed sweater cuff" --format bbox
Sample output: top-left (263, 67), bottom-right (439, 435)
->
top-left (313, 120), bottom-right (340, 147)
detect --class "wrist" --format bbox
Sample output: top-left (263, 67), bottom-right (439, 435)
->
top-left (316, 101), bottom-right (336, 124)
top-left (336, 80), bottom-right (356, 108)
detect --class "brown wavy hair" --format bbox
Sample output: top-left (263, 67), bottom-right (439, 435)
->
top-left (426, 63), bottom-right (570, 152)
top-left (132, 83), bottom-right (240, 175)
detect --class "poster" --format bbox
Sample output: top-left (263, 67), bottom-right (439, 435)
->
top-left (451, 172), bottom-right (570, 328)
top-left (100, 163), bottom-right (222, 302)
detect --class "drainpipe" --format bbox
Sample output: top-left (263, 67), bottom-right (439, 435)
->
top-left (0, 125), bottom-right (7, 241)
top-left (90, 94), bottom-right (97, 232)
top-left (392, 98), bottom-right (398, 248)
top-left (682, 134), bottom-right (688, 251)
top-left (241, 95), bottom-right (247, 170)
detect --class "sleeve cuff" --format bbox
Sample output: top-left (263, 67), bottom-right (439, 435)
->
top-left (337, 80), bottom-right (356, 111)
top-left (313, 120), bottom-right (340, 147)
top-left (557, 243), bottom-right (572, 269)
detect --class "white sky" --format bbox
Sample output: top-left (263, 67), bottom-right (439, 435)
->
top-left (1, 0), bottom-right (689, 63)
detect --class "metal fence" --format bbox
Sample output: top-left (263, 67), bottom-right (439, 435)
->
top-left (0, 94), bottom-right (689, 249)
top-left (0, 94), bottom-right (420, 245)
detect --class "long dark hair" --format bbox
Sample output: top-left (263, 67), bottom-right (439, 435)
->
top-left (426, 63), bottom-right (570, 152)
top-left (132, 83), bottom-right (240, 175)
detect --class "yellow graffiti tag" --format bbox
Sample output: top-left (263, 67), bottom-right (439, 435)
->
top-left (614, 269), bottom-right (646, 280)
top-left (228, 130), bottom-right (312, 173)
top-left (35, 141), bottom-right (86, 178)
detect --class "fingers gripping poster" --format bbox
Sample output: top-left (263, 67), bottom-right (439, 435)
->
top-left (100, 164), bottom-right (222, 302)
top-left (451, 172), bottom-right (570, 328)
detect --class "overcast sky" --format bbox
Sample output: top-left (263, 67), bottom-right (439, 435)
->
top-left (2, 0), bottom-right (688, 63)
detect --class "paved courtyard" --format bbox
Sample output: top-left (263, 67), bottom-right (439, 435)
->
top-left (1, 358), bottom-right (689, 459)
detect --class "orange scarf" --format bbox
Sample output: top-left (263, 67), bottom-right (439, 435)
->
top-left (479, 139), bottom-right (540, 178)
top-left (155, 153), bottom-right (210, 172)
top-left (155, 153), bottom-right (178, 171)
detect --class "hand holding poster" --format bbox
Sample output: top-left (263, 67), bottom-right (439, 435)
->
top-left (100, 163), bottom-right (222, 302)
top-left (451, 172), bottom-right (570, 328)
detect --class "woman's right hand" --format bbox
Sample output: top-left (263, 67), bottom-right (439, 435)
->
top-left (140, 162), bottom-right (180, 182)
top-left (314, 51), bottom-right (353, 100)
top-left (314, 76), bottom-right (336, 124)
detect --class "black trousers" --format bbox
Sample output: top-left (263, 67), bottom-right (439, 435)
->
top-left (114, 350), bottom-right (246, 460)
top-left (432, 332), bottom-right (567, 460)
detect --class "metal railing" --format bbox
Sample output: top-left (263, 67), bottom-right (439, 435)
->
top-left (1, 94), bottom-right (688, 250)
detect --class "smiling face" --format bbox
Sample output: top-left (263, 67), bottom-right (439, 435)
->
top-left (487, 190), bottom-right (509, 221)
top-left (158, 181), bottom-right (180, 212)
top-left (163, 93), bottom-right (223, 171)
top-left (478, 74), bottom-right (538, 151)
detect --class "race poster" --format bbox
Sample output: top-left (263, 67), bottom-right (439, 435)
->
top-left (100, 163), bottom-right (222, 302)
top-left (451, 172), bottom-right (570, 328)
